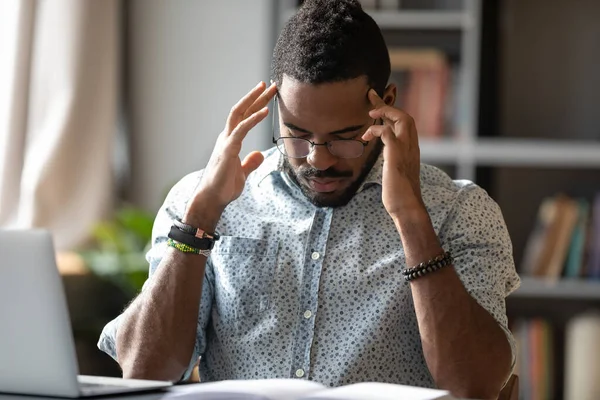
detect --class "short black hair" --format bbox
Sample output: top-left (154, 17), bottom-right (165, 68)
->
top-left (271, 0), bottom-right (391, 96)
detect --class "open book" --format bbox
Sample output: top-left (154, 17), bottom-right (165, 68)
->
top-left (166, 379), bottom-right (456, 400)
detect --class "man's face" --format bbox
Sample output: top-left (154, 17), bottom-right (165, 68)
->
top-left (277, 75), bottom-right (386, 208)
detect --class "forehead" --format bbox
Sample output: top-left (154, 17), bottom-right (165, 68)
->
top-left (278, 75), bottom-right (371, 122)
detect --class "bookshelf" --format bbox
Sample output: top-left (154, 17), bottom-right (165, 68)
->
top-left (512, 277), bottom-right (600, 301)
top-left (280, 8), bottom-right (471, 30)
top-left (276, 1), bottom-right (600, 399)
top-left (420, 138), bottom-right (600, 167)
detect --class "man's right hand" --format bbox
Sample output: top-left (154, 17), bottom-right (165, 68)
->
top-left (184, 81), bottom-right (277, 228)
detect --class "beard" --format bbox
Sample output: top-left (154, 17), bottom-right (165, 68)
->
top-left (282, 139), bottom-right (383, 208)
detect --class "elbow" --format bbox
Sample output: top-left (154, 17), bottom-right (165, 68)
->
top-left (441, 369), bottom-right (510, 400)
top-left (117, 344), bottom-right (186, 382)
top-left (118, 346), bottom-right (186, 382)
top-left (449, 382), bottom-right (504, 400)
top-left (121, 363), bottom-right (184, 383)
top-left (432, 357), bottom-right (511, 400)
top-left (115, 321), bottom-right (186, 382)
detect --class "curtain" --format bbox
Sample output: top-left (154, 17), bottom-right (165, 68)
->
top-left (0, 0), bottom-right (120, 250)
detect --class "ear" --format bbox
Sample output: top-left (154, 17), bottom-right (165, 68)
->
top-left (383, 83), bottom-right (397, 107)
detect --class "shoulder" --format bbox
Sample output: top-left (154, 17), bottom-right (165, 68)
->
top-left (420, 163), bottom-right (502, 226)
top-left (420, 163), bottom-right (492, 202)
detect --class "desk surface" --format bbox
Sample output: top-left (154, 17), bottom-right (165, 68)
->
top-left (0, 392), bottom-right (168, 400)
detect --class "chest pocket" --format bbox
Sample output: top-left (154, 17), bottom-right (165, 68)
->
top-left (210, 236), bottom-right (279, 331)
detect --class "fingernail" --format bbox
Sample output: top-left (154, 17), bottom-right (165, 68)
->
top-left (256, 81), bottom-right (264, 88)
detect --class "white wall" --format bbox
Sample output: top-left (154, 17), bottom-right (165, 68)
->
top-left (127, 0), bottom-right (275, 212)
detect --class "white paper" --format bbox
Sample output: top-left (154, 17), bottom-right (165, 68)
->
top-left (298, 382), bottom-right (453, 400)
top-left (165, 379), bottom-right (327, 400)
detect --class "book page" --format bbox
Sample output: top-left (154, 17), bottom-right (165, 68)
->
top-left (299, 382), bottom-right (453, 400)
top-left (165, 379), bottom-right (327, 400)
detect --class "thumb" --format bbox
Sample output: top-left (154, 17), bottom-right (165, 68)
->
top-left (241, 151), bottom-right (265, 178)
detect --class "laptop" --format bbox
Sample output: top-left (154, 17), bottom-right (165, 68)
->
top-left (0, 229), bottom-right (173, 397)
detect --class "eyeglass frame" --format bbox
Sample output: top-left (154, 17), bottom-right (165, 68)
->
top-left (271, 94), bottom-right (375, 159)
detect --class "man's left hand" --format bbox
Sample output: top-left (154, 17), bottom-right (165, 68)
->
top-left (362, 89), bottom-right (424, 218)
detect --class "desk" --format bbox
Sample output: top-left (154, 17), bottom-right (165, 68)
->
top-left (0, 393), bottom-right (167, 400)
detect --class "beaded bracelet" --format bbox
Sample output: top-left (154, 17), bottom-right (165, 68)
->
top-left (167, 238), bottom-right (211, 257)
top-left (402, 251), bottom-right (453, 282)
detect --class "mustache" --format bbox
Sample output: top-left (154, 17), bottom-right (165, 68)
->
top-left (298, 166), bottom-right (352, 179)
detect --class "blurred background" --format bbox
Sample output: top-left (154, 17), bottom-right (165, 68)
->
top-left (0, 0), bottom-right (599, 399)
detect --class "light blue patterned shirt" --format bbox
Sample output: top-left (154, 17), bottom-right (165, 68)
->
top-left (98, 148), bottom-right (520, 388)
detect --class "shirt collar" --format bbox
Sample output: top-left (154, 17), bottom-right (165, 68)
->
top-left (256, 148), bottom-right (285, 186)
top-left (357, 150), bottom-right (384, 193)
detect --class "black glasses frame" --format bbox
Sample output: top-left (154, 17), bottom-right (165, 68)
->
top-left (271, 95), bottom-right (373, 159)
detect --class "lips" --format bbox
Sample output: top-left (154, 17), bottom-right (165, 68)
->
top-left (307, 178), bottom-right (343, 193)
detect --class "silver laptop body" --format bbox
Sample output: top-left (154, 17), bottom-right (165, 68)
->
top-left (0, 229), bottom-right (172, 397)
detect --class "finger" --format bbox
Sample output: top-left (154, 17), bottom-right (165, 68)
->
top-left (241, 151), bottom-right (265, 178)
top-left (362, 125), bottom-right (399, 149)
top-left (226, 81), bottom-right (267, 132)
top-left (243, 82), bottom-right (278, 120)
top-left (230, 106), bottom-right (269, 141)
top-left (362, 124), bottom-right (402, 142)
top-left (368, 89), bottom-right (410, 125)
top-left (368, 88), bottom-right (386, 107)
top-left (380, 128), bottom-right (399, 151)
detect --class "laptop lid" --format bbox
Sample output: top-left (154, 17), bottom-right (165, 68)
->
top-left (0, 229), bottom-right (80, 397)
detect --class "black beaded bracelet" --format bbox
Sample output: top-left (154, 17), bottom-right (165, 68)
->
top-left (402, 251), bottom-right (453, 282)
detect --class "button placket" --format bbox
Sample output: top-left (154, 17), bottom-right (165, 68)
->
top-left (290, 208), bottom-right (333, 381)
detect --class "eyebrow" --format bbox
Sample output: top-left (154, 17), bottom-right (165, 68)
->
top-left (283, 122), bottom-right (366, 136)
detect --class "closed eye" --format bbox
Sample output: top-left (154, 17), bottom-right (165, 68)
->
top-left (287, 128), bottom-right (310, 139)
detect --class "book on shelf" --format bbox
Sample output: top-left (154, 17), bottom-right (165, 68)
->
top-left (521, 197), bottom-right (560, 276)
top-left (165, 379), bottom-right (456, 400)
top-left (387, 48), bottom-right (453, 139)
top-left (511, 318), bottom-right (554, 400)
top-left (564, 312), bottom-right (600, 400)
top-left (586, 193), bottom-right (600, 279)
top-left (564, 199), bottom-right (590, 278)
top-left (521, 192), bottom-right (600, 280)
top-left (536, 195), bottom-right (579, 279)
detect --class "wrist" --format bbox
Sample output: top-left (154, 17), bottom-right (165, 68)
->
top-left (390, 203), bottom-right (430, 229)
top-left (391, 206), bottom-right (442, 262)
top-left (183, 195), bottom-right (224, 233)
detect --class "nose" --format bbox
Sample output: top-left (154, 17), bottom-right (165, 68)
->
top-left (306, 144), bottom-right (337, 171)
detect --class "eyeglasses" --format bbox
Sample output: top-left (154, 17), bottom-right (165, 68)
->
top-left (271, 95), bottom-right (374, 159)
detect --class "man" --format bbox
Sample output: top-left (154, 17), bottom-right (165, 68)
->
top-left (99, 1), bottom-right (520, 398)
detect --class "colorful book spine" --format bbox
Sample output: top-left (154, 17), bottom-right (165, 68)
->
top-left (587, 193), bottom-right (600, 279)
top-left (564, 199), bottom-right (590, 278)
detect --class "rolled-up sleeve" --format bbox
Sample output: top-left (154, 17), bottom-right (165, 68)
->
top-left (97, 171), bottom-right (214, 380)
top-left (438, 184), bottom-right (521, 369)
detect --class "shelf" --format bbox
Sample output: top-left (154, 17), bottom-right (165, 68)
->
top-left (474, 138), bottom-right (600, 168)
top-left (366, 10), bottom-right (469, 30)
top-left (418, 137), bottom-right (600, 168)
top-left (419, 137), bottom-right (465, 164)
top-left (280, 10), bottom-right (470, 31)
top-left (509, 277), bottom-right (600, 300)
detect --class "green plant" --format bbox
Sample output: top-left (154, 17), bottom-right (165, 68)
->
top-left (80, 205), bottom-right (154, 297)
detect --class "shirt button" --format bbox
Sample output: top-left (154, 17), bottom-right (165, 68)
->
top-left (303, 310), bottom-right (312, 319)
top-left (295, 369), bottom-right (305, 378)
top-left (311, 252), bottom-right (320, 260)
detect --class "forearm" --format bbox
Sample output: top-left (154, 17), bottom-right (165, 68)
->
top-left (116, 206), bottom-right (220, 381)
top-left (393, 210), bottom-right (511, 399)
top-left (116, 248), bottom-right (206, 381)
